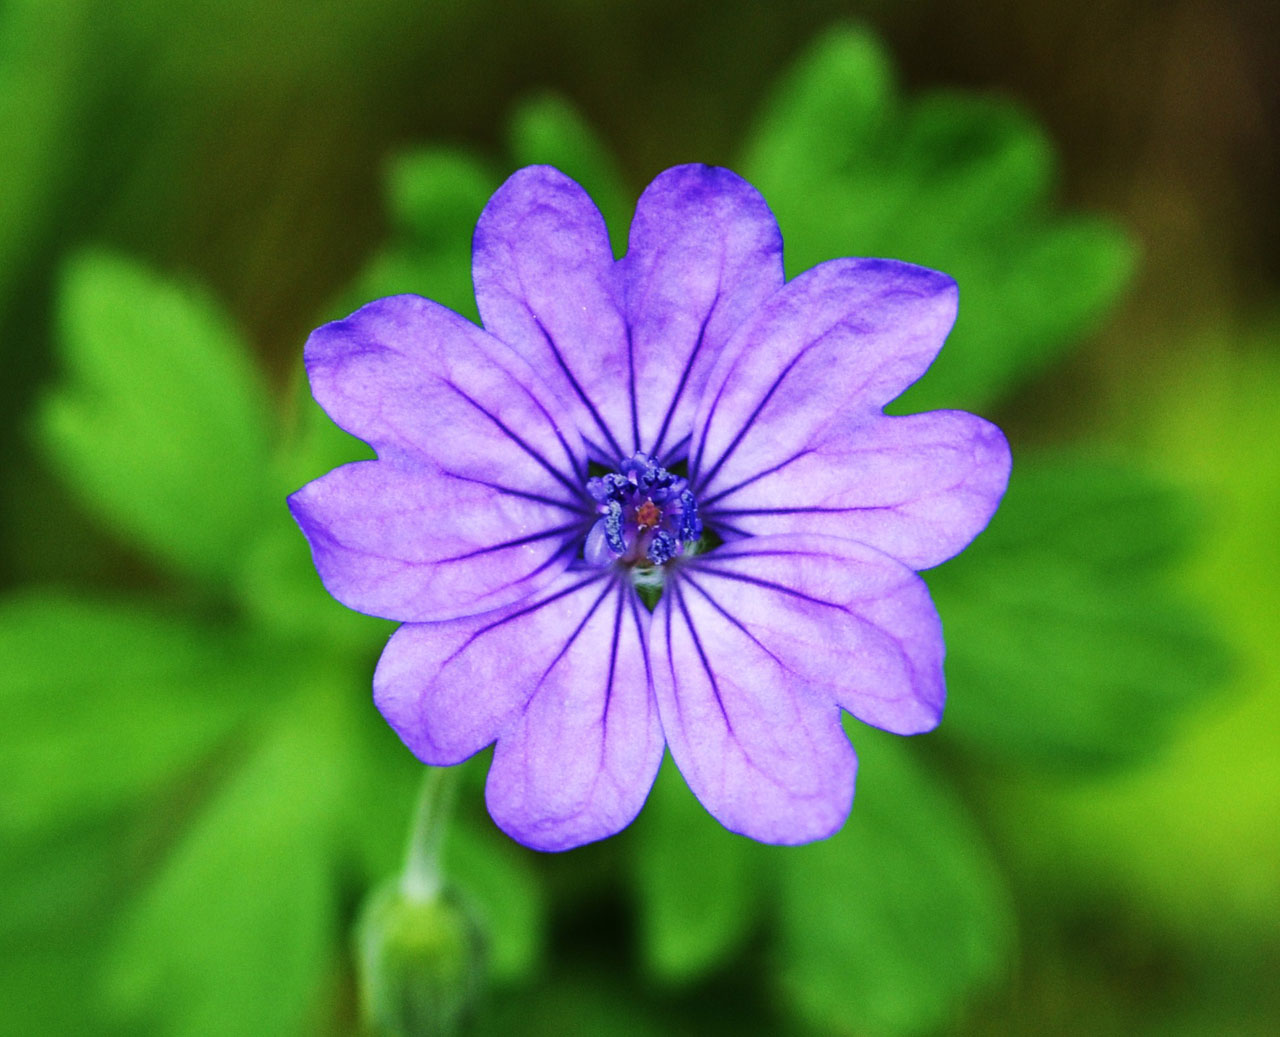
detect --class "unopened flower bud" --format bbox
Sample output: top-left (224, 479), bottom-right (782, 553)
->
top-left (355, 879), bottom-right (486, 1037)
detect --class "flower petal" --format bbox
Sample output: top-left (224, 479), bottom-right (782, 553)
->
top-left (650, 532), bottom-right (942, 839)
top-left (374, 572), bottom-right (663, 851)
top-left (288, 460), bottom-right (585, 622)
top-left (690, 258), bottom-right (958, 493)
top-left (305, 294), bottom-right (584, 482)
top-left (472, 166), bottom-right (633, 460)
top-left (622, 164), bottom-right (784, 460)
top-left (700, 410), bottom-right (1011, 570)
top-left (681, 534), bottom-right (946, 734)
top-left (486, 581), bottom-right (664, 851)
top-left (651, 568), bottom-right (857, 845)
top-left (292, 294), bottom-right (591, 621)
top-left (650, 532), bottom-right (945, 842)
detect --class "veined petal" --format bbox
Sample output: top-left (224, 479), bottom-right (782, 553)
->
top-left (700, 410), bottom-right (1011, 570)
top-left (374, 572), bottom-right (662, 851)
top-left (472, 166), bottom-right (632, 461)
top-left (651, 571), bottom-right (857, 845)
top-left (622, 164), bottom-right (784, 460)
top-left (293, 294), bottom-right (591, 621)
top-left (304, 293), bottom-right (586, 490)
top-left (690, 258), bottom-right (958, 493)
top-left (680, 534), bottom-right (946, 734)
top-left (288, 460), bottom-right (585, 622)
top-left (648, 527), bottom-right (942, 843)
top-left (650, 533), bottom-right (944, 842)
top-left (486, 581), bottom-right (663, 851)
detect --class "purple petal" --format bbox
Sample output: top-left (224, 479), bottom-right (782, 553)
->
top-left (649, 532), bottom-right (945, 842)
top-left (486, 582), bottom-right (664, 851)
top-left (690, 258), bottom-right (958, 491)
top-left (374, 573), bottom-right (663, 852)
top-left (682, 534), bottom-right (946, 734)
top-left (292, 294), bottom-right (589, 621)
top-left (305, 294), bottom-right (583, 481)
top-left (622, 165), bottom-right (784, 459)
top-left (289, 460), bottom-right (583, 622)
top-left (700, 410), bottom-right (1011, 570)
top-left (651, 574), bottom-right (856, 845)
top-left (472, 166), bottom-right (632, 460)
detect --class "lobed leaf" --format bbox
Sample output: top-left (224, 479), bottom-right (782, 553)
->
top-left (777, 726), bottom-right (1015, 1036)
top-left (930, 452), bottom-right (1229, 770)
top-left (0, 592), bottom-right (257, 843)
top-left (37, 252), bottom-right (273, 587)
top-left (105, 694), bottom-right (347, 1037)
top-left (742, 23), bottom-right (1136, 412)
top-left (630, 756), bottom-right (770, 983)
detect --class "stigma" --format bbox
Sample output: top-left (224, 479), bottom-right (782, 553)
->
top-left (583, 453), bottom-right (702, 568)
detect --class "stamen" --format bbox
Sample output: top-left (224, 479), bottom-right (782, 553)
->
top-left (647, 531), bottom-right (677, 565)
top-left (582, 451), bottom-right (703, 569)
top-left (603, 499), bottom-right (626, 555)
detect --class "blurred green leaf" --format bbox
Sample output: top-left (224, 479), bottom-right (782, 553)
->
top-left (345, 93), bottom-right (629, 330)
top-left (38, 252), bottom-right (273, 587)
top-left (741, 23), bottom-right (1135, 412)
top-left (931, 452), bottom-right (1229, 770)
top-left (1, 819), bottom-right (134, 1037)
top-left (107, 692), bottom-right (347, 1037)
top-left (0, 592), bottom-right (255, 842)
top-left (968, 452), bottom-right (1203, 573)
top-left (984, 336), bottom-right (1280, 954)
top-left (507, 92), bottom-right (631, 250)
top-left (740, 22), bottom-right (893, 189)
top-left (630, 756), bottom-right (769, 983)
top-left (777, 727), bottom-right (1014, 1037)
top-left (236, 507), bottom-right (389, 654)
top-left (340, 149), bottom-right (499, 322)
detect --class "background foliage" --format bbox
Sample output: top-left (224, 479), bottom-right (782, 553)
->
top-left (2, 2), bottom-right (1276, 1035)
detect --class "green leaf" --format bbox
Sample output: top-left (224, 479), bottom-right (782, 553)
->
top-left (740, 23), bottom-right (894, 192)
top-left (983, 335), bottom-right (1280, 953)
top-left (38, 252), bottom-right (273, 587)
top-left (506, 92), bottom-right (631, 251)
top-left (630, 755), bottom-right (770, 983)
top-left (0, 592), bottom-right (255, 843)
top-left (106, 692), bottom-right (347, 1037)
top-left (235, 506), bottom-right (390, 654)
top-left (0, 819), bottom-right (147, 1036)
top-left (338, 149), bottom-right (499, 322)
top-left (777, 727), bottom-right (1014, 1036)
top-left (741, 24), bottom-right (1135, 412)
top-left (931, 452), bottom-right (1229, 771)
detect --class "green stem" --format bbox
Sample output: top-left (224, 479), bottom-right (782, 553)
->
top-left (399, 765), bottom-right (459, 903)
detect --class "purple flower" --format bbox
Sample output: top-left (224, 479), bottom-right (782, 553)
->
top-left (289, 165), bottom-right (1010, 852)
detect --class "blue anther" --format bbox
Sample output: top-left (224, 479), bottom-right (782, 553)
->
top-left (676, 489), bottom-right (702, 542)
top-left (647, 531), bottom-right (678, 565)
top-left (603, 500), bottom-right (626, 555)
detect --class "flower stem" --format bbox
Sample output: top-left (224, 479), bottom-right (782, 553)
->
top-left (400, 765), bottom-right (459, 903)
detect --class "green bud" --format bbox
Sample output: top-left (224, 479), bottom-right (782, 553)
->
top-left (355, 879), bottom-right (486, 1037)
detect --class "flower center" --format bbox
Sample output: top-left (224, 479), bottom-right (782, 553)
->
top-left (584, 452), bottom-right (702, 568)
